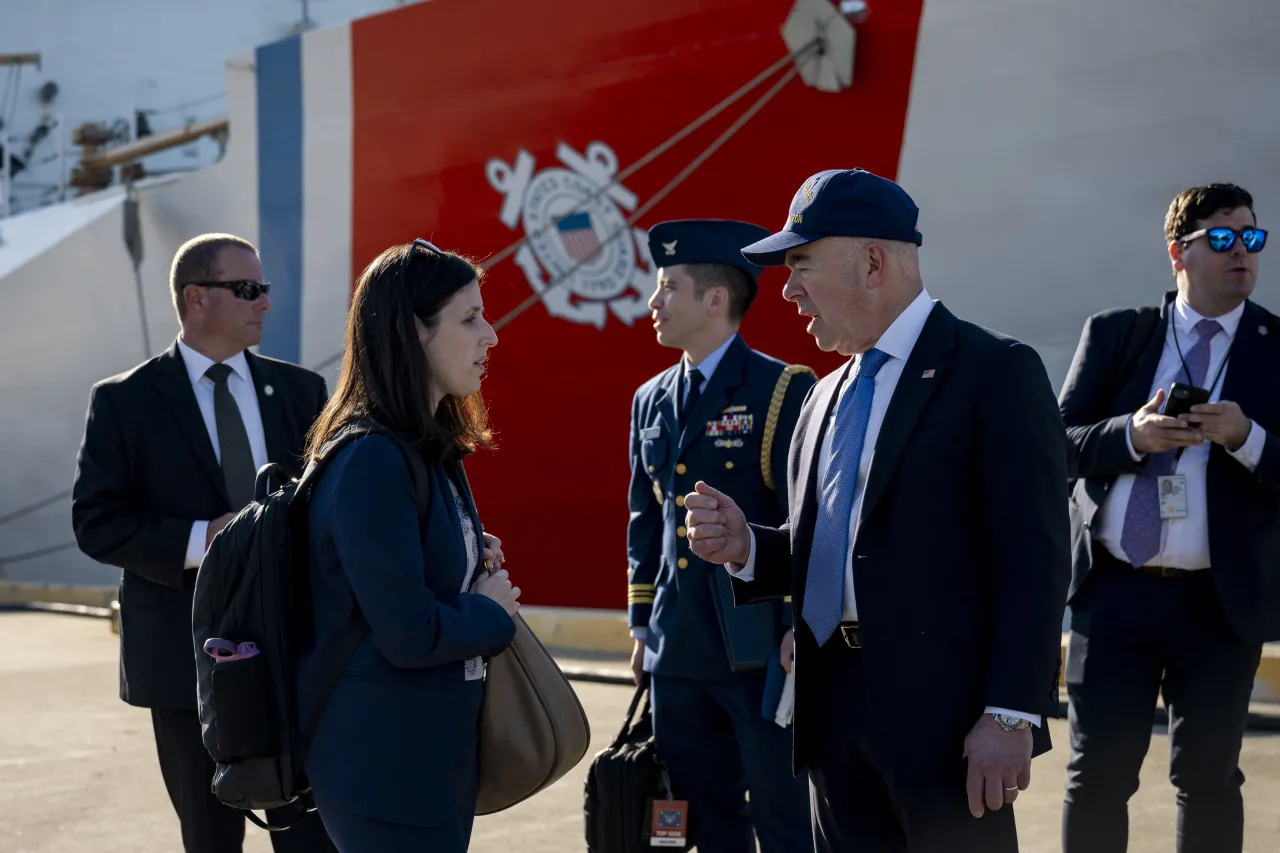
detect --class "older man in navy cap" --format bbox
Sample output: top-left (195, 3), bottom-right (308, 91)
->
top-left (626, 219), bottom-right (816, 853)
top-left (683, 171), bottom-right (1072, 852)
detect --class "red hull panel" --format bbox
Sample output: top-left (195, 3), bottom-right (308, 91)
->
top-left (349, 0), bottom-right (924, 609)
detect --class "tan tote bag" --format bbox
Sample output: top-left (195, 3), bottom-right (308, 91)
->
top-left (474, 613), bottom-right (592, 814)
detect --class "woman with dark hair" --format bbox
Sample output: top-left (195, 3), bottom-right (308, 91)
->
top-left (295, 239), bottom-right (520, 851)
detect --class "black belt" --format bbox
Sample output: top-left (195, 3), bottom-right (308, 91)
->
top-left (1133, 563), bottom-right (1200, 580)
top-left (837, 622), bottom-right (861, 649)
top-left (1093, 544), bottom-right (1203, 580)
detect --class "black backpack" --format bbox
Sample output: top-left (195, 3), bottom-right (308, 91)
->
top-left (584, 684), bottom-right (691, 852)
top-left (191, 419), bottom-right (428, 831)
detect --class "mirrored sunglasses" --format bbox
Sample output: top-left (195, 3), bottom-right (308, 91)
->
top-left (1180, 227), bottom-right (1267, 253)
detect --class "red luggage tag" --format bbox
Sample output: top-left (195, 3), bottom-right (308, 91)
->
top-left (649, 799), bottom-right (689, 847)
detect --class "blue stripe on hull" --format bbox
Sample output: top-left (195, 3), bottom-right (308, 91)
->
top-left (255, 36), bottom-right (303, 363)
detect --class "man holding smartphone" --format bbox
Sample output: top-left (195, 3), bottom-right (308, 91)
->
top-left (1058, 183), bottom-right (1280, 853)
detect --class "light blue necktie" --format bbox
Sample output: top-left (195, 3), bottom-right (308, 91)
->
top-left (803, 348), bottom-right (890, 646)
top-left (1118, 318), bottom-right (1221, 567)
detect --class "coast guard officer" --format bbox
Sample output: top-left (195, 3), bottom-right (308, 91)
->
top-left (627, 219), bottom-right (816, 853)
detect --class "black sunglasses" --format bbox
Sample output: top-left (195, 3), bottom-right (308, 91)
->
top-left (400, 238), bottom-right (443, 276)
top-left (184, 279), bottom-right (272, 301)
top-left (402, 239), bottom-right (447, 316)
top-left (1179, 227), bottom-right (1267, 254)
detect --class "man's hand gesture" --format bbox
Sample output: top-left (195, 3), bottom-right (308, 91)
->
top-left (683, 482), bottom-right (750, 566)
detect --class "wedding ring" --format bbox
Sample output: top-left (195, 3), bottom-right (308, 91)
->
top-left (1004, 786), bottom-right (1018, 791)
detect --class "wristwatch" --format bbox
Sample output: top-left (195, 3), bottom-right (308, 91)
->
top-left (991, 713), bottom-right (1031, 732)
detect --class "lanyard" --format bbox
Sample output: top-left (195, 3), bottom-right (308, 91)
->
top-left (1169, 318), bottom-right (1231, 395)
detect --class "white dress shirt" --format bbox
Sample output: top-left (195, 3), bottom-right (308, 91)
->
top-left (177, 338), bottom-right (270, 569)
top-left (1094, 296), bottom-right (1265, 569)
top-left (631, 333), bottom-right (740, 641)
top-left (731, 289), bottom-right (1040, 726)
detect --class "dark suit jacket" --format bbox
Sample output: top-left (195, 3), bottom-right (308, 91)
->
top-left (296, 435), bottom-right (515, 827)
top-left (71, 340), bottom-right (327, 710)
top-left (628, 335), bottom-right (815, 680)
top-left (1059, 291), bottom-right (1280, 644)
top-left (734, 302), bottom-right (1071, 777)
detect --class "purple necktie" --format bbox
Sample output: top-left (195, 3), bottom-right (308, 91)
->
top-left (1119, 318), bottom-right (1222, 566)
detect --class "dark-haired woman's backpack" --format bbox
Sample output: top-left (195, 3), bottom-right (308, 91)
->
top-left (191, 420), bottom-right (428, 831)
top-left (584, 684), bottom-right (691, 851)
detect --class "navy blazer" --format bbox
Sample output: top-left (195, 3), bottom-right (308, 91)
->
top-left (1059, 291), bottom-right (1280, 644)
top-left (628, 335), bottom-right (815, 680)
top-left (296, 435), bottom-right (515, 827)
top-left (735, 304), bottom-right (1071, 776)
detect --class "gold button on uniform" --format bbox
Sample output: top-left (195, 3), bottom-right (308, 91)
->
top-left (677, 525), bottom-right (687, 537)
top-left (676, 463), bottom-right (687, 475)
top-left (725, 461), bottom-right (734, 469)
top-left (675, 494), bottom-right (685, 507)
top-left (648, 465), bottom-right (655, 473)
top-left (677, 557), bottom-right (689, 569)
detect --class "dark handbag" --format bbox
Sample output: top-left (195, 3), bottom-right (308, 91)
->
top-left (583, 684), bottom-right (688, 852)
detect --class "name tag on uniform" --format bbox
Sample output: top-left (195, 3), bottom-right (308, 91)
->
top-left (1157, 475), bottom-right (1188, 520)
top-left (640, 426), bottom-right (662, 440)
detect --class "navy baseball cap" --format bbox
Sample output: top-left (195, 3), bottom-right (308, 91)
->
top-left (740, 169), bottom-right (923, 267)
top-left (648, 219), bottom-right (772, 281)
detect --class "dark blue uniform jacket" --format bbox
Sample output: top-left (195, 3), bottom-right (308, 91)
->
top-left (628, 335), bottom-right (815, 679)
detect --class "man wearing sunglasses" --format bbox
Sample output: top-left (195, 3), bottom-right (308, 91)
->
top-left (71, 233), bottom-right (336, 853)
top-left (1059, 183), bottom-right (1280, 853)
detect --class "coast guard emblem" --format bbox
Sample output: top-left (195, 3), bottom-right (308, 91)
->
top-left (486, 140), bottom-right (653, 329)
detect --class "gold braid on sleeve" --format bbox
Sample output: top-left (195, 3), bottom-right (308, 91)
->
top-left (627, 583), bottom-right (656, 605)
top-left (761, 365), bottom-right (817, 490)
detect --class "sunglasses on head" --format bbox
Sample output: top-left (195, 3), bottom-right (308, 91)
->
top-left (184, 279), bottom-right (272, 300)
top-left (402, 239), bottom-right (447, 315)
top-left (1180, 227), bottom-right (1268, 253)
top-left (400, 237), bottom-right (443, 275)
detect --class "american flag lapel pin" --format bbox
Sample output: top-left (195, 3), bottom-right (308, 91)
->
top-left (921, 369), bottom-right (935, 379)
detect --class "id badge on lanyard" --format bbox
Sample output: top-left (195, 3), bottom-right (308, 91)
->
top-left (1160, 319), bottom-right (1226, 522)
top-left (1157, 475), bottom-right (1188, 520)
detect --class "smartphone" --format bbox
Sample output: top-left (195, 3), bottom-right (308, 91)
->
top-left (1162, 382), bottom-right (1212, 420)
